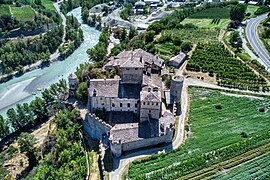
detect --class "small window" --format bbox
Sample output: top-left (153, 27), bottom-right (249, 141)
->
top-left (152, 102), bottom-right (154, 105)
top-left (156, 103), bottom-right (158, 106)
top-left (120, 103), bottom-right (122, 107)
top-left (102, 103), bottom-right (104, 106)
top-left (148, 102), bottom-right (150, 105)
top-left (135, 103), bottom-right (137, 108)
top-left (135, 68), bottom-right (138, 70)
top-left (143, 102), bottom-right (145, 105)
top-left (127, 103), bottom-right (130, 108)
top-left (149, 110), bottom-right (151, 113)
top-left (153, 87), bottom-right (158, 92)
top-left (112, 103), bottom-right (115, 107)
top-left (126, 68), bottom-right (130, 70)
top-left (100, 97), bottom-right (103, 100)
top-left (148, 88), bottom-right (151, 92)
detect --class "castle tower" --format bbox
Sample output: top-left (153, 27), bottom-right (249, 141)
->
top-left (68, 73), bottom-right (78, 97)
top-left (119, 58), bottom-right (144, 84)
top-left (170, 75), bottom-right (184, 103)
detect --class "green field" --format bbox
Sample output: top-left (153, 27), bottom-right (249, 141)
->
top-left (41, 0), bottom-right (55, 11)
top-left (188, 7), bottom-right (231, 19)
top-left (212, 153), bottom-right (270, 180)
top-left (128, 87), bottom-right (270, 179)
top-left (0, 5), bottom-right (11, 15)
top-left (181, 18), bottom-right (230, 29)
top-left (10, 5), bottom-right (35, 22)
top-left (246, 5), bottom-right (260, 18)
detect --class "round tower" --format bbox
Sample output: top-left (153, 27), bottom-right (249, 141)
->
top-left (170, 75), bottom-right (184, 103)
top-left (68, 73), bottom-right (78, 97)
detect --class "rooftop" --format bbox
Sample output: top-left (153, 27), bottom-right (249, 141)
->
top-left (140, 90), bottom-right (162, 102)
top-left (110, 119), bottom-right (159, 143)
top-left (169, 52), bottom-right (186, 64)
top-left (89, 79), bottom-right (120, 97)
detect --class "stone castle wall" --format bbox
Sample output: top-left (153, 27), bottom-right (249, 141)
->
top-left (83, 113), bottom-right (112, 140)
top-left (110, 127), bottom-right (174, 157)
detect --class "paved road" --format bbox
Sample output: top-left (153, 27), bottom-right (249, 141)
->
top-left (246, 13), bottom-right (270, 70)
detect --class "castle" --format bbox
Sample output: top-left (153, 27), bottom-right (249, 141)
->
top-left (71, 49), bottom-right (184, 157)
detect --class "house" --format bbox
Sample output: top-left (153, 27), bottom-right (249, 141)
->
top-left (168, 52), bottom-right (187, 68)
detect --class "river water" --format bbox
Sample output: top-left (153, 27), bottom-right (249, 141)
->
top-left (0, 7), bottom-right (100, 117)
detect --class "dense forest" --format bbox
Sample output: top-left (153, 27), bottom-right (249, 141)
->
top-left (0, 25), bottom-right (63, 75)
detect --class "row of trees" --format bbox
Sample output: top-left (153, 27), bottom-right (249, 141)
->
top-left (0, 79), bottom-right (68, 140)
top-left (59, 15), bottom-right (84, 59)
top-left (186, 42), bottom-right (268, 91)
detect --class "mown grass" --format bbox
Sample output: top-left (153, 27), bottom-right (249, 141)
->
top-left (41, 0), bottom-right (55, 11)
top-left (0, 5), bottom-right (11, 15)
top-left (128, 87), bottom-right (270, 177)
top-left (212, 153), bottom-right (270, 180)
top-left (188, 7), bottom-right (231, 19)
top-left (10, 5), bottom-right (35, 22)
top-left (246, 5), bottom-right (260, 18)
top-left (181, 18), bottom-right (230, 29)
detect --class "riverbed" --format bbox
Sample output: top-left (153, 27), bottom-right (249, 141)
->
top-left (0, 7), bottom-right (100, 117)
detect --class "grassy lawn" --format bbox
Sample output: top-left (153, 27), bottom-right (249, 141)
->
top-left (188, 7), bottom-right (231, 19)
top-left (181, 18), bottom-right (230, 29)
top-left (246, 5), bottom-right (260, 18)
top-left (10, 5), bottom-right (35, 22)
top-left (41, 0), bottom-right (55, 11)
top-left (0, 5), bottom-right (11, 15)
top-left (128, 87), bottom-right (270, 178)
top-left (212, 153), bottom-right (270, 180)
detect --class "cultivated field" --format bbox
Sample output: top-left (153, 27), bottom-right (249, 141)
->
top-left (128, 87), bottom-right (270, 179)
top-left (10, 5), bottom-right (35, 22)
top-left (188, 7), bottom-right (231, 19)
top-left (212, 153), bottom-right (270, 180)
top-left (181, 7), bottom-right (231, 29)
top-left (181, 18), bottom-right (230, 29)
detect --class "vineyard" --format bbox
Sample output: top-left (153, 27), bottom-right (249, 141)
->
top-left (211, 153), bottom-right (270, 180)
top-left (127, 87), bottom-right (270, 179)
top-left (155, 28), bottom-right (219, 61)
top-left (186, 43), bottom-right (268, 91)
top-left (188, 7), bottom-right (231, 19)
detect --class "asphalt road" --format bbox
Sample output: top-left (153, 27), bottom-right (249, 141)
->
top-left (246, 13), bottom-right (270, 69)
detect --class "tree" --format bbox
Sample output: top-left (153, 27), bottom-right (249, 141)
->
top-left (165, 75), bottom-right (172, 89)
top-left (18, 133), bottom-right (37, 167)
top-left (0, 115), bottom-right (9, 139)
top-left (76, 82), bottom-right (88, 101)
top-left (30, 97), bottom-right (47, 121)
top-left (6, 108), bottom-right (20, 131)
top-left (230, 4), bottom-right (247, 22)
top-left (147, 21), bottom-right (163, 35)
top-left (128, 27), bottom-right (138, 40)
top-left (230, 31), bottom-right (242, 48)
top-left (181, 41), bottom-right (192, 52)
top-left (145, 30), bottom-right (155, 43)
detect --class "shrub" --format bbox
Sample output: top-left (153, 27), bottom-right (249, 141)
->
top-left (215, 105), bottom-right (222, 110)
top-left (259, 108), bottom-right (265, 112)
top-left (240, 132), bottom-right (248, 138)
